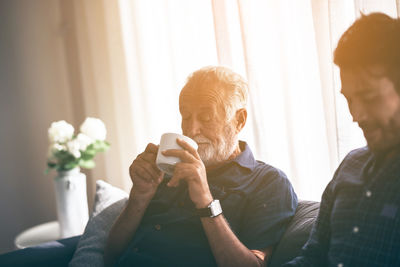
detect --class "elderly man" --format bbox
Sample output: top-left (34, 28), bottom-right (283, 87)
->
top-left (284, 13), bottom-right (400, 267)
top-left (104, 66), bottom-right (297, 266)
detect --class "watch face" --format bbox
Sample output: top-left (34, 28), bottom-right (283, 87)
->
top-left (210, 199), bottom-right (222, 217)
top-left (197, 199), bottom-right (222, 218)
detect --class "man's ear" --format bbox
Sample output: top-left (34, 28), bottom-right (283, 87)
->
top-left (235, 108), bottom-right (247, 133)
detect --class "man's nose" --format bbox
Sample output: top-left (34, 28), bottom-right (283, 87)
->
top-left (349, 101), bottom-right (367, 123)
top-left (185, 119), bottom-right (202, 137)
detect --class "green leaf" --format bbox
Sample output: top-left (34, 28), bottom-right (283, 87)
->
top-left (54, 151), bottom-right (76, 164)
top-left (81, 149), bottom-right (96, 160)
top-left (79, 159), bottom-right (95, 169)
top-left (64, 162), bottom-right (78, 170)
top-left (91, 140), bottom-right (110, 152)
top-left (93, 141), bottom-right (102, 151)
top-left (47, 161), bottom-right (57, 168)
top-left (103, 141), bottom-right (111, 149)
top-left (99, 141), bottom-right (110, 152)
top-left (86, 143), bottom-right (94, 150)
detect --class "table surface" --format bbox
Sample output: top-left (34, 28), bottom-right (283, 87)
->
top-left (14, 221), bottom-right (60, 249)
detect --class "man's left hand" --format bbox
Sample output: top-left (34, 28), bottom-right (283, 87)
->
top-left (161, 138), bottom-right (213, 208)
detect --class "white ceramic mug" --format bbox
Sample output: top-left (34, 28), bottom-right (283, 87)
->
top-left (156, 133), bottom-right (198, 175)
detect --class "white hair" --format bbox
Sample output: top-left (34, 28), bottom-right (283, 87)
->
top-left (181, 66), bottom-right (248, 121)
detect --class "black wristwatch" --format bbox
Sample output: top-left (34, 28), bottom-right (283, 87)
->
top-left (197, 199), bottom-right (222, 218)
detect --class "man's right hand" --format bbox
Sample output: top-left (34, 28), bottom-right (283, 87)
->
top-left (129, 143), bottom-right (164, 199)
top-left (104, 143), bottom-right (163, 267)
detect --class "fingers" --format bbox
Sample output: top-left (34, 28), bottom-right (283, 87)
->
top-left (131, 162), bottom-right (155, 183)
top-left (162, 139), bottom-right (204, 187)
top-left (144, 143), bottom-right (159, 154)
top-left (162, 137), bottom-right (199, 162)
top-left (160, 138), bottom-right (200, 163)
top-left (176, 139), bottom-right (200, 159)
top-left (167, 176), bottom-right (182, 187)
top-left (167, 161), bottom-right (205, 187)
top-left (154, 172), bottom-right (164, 184)
top-left (129, 143), bottom-right (162, 182)
top-left (162, 149), bottom-right (196, 164)
top-left (130, 158), bottom-right (164, 188)
top-left (167, 162), bottom-right (192, 187)
top-left (139, 143), bottom-right (160, 172)
top-left (135, 156), bottom-right (161, 179)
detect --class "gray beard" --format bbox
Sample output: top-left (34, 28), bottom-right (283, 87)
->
top-left (195, 125), bottom-right (238, 166)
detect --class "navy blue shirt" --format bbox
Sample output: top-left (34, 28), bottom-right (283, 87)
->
top-left (284, 147), bottom-right (400, 267)
top-left (117, 141), bottom-right (297, 267)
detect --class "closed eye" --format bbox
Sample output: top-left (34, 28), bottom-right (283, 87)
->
top-left (199, 113), bottom-right (212, 122)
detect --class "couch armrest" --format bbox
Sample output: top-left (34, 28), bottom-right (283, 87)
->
top-left (0, 235), bottom-right (81, 267)
top-left (268, 200), bottom-right (320, 267)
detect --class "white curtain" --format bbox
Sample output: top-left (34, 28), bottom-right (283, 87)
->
top-left (70, 0), bottom-right (400, 201)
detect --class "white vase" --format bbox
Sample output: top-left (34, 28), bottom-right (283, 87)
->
top-left (53, 167), bottom-right (89, 238)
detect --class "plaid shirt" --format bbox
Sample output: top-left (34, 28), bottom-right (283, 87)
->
top-left (284, 146), bottom-right (400, 267)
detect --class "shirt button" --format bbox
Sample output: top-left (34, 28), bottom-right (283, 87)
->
top-left (366, 190), bottom-right (372, 197)
top-left (179, 201), bottom-right (185, 207)
top-left (154, 224), bottom-right (161, 230)
top-left (353, 226), bottom-right (359, 233)
top-left (132, 247), bottom-right (139, 253)
top-left (338, 263), bottom-right (344, 267)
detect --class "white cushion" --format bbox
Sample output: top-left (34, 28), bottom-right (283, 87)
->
top-left (69, 180), bottom-right (128, 267)
top-left (92, 180), bottom-right (128, 217)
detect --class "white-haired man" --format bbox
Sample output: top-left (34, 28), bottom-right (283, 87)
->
top-left (104, 66), bottom-right (298, 267)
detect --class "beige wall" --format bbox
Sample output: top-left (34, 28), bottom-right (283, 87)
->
top-left (0, 0), bottom-right (87, 253)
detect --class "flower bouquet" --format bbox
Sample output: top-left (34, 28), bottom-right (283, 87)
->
top-left (46, 117), bottom-right (110, 173)
top-left (46, 117), bottom-right (110, 237)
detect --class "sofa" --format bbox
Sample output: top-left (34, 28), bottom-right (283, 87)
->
top-left (0, 180), bottom-right (320, 267)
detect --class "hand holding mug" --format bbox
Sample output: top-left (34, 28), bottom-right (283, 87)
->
top-left (129, 143), bottom-right (164, 198)
top-left (156, 133), bottom-right (198, 175)
top-left (158, 134), bottom-right (213, 208)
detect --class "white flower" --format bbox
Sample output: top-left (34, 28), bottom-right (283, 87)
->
top-left (67, 139), bottom-right (81, 158)
top-left (53, 143), bottom-right (66, 152)
top-left (76, 133), bottom-right (94, 151)
top-left (47, 143), bottom-right (66, 158)
top-left (80, 117), bottom-right (107, 141)
top-left (48, 120), bottom-right (74, 143)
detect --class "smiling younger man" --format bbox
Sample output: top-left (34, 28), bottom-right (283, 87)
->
top-left (104, 66), bottom-right (297, 267)
top-left (284, 13), bottom-right (400, 267)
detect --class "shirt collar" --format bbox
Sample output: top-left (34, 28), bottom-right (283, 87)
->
top-left (230, 141), bottom-right (257, 171)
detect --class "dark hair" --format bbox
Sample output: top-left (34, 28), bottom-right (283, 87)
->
top-left (334, 12), bottom-right (400, 90)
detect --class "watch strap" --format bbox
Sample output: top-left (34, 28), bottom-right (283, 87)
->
top-left (196, 199), bottom-right (222, 218)
top-left (197, 206), bottom-right (213, 217)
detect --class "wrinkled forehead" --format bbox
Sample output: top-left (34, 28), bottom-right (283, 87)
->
top-left (179, 86), bottom-right (227, 110)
